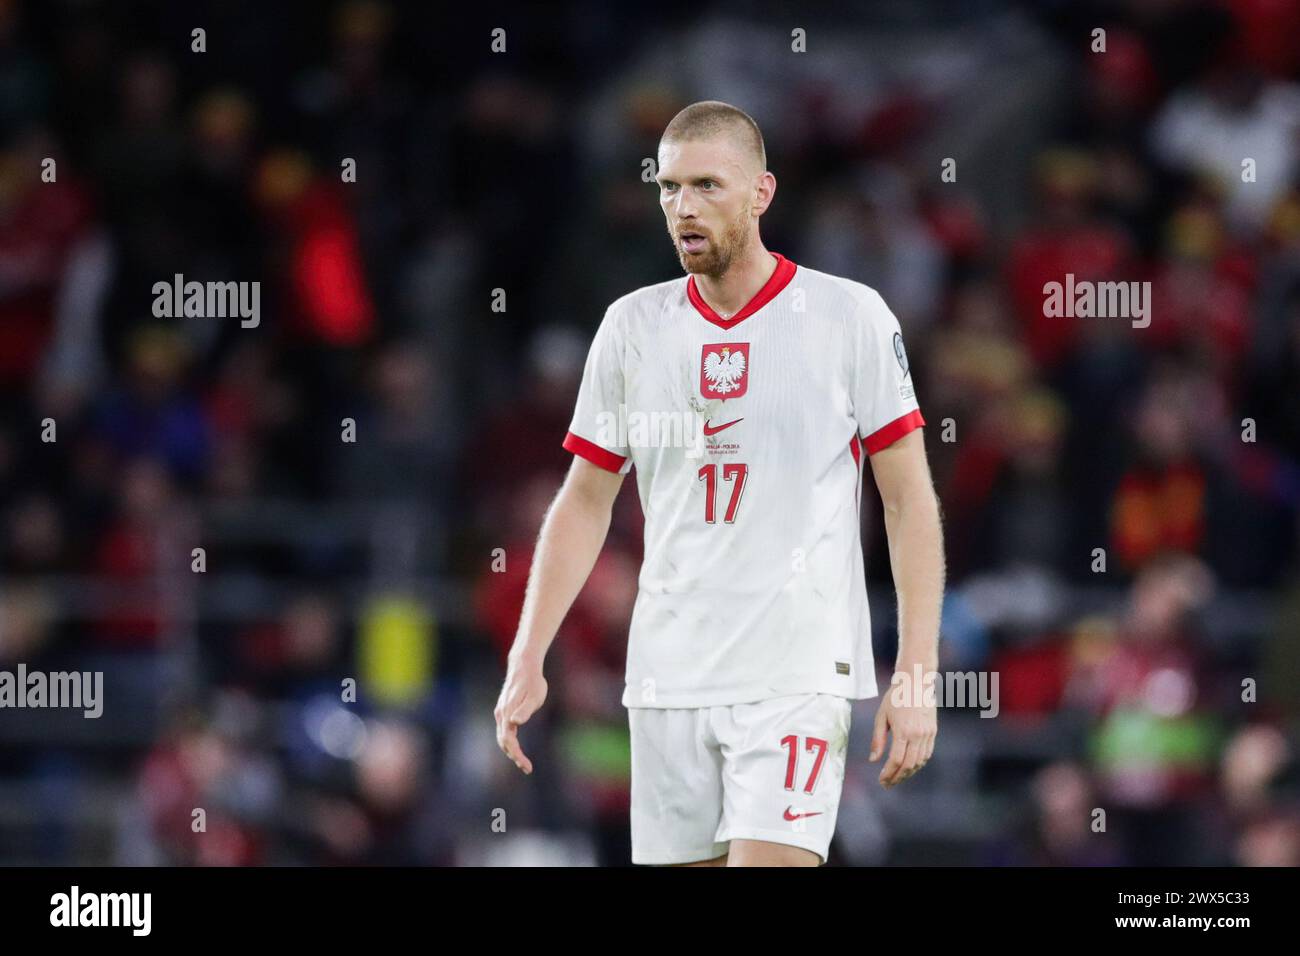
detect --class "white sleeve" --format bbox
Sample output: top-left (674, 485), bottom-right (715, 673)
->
top-left (563, 306), bottom-right (633, 474)
top-left (850, 289), bottom-right (925, 454)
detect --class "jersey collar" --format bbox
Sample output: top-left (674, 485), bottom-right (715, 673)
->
top-left (686, 251), bottom-right (797, 330)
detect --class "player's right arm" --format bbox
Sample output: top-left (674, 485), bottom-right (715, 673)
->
top-left (495, 455), bottom-right (625, 774)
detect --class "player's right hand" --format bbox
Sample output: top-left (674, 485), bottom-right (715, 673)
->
top-left (495, 657), bottom-right (547, 775)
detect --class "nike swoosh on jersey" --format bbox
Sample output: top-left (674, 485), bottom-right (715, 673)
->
top-left (783, 807), bottom-right (824, 821)
top-left (703, 417), bottom-right (744, 436)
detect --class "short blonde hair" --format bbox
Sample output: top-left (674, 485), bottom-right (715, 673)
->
top-left (661, 100), bottom-right (766, 172)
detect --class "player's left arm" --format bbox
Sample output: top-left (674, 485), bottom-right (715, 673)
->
top-left (867, 428), bottom-right (945, 788)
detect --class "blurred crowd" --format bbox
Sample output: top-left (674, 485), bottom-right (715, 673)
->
top-left (0, 0), bottom-right (1297, 865)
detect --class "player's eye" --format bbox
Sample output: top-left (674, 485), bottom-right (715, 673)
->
top-left (661, 181), bottom-right (678, 192)
top-left (699, 180), bottom-right (715, 190)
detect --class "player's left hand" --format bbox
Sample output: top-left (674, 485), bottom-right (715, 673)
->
top-left (869, 673), bottom-right (937, 788)
top-left (495, 656), bottom-right (548, 775)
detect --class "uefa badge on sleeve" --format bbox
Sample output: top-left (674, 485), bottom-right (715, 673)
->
top-left (893, 332), bottom-right (914, 399)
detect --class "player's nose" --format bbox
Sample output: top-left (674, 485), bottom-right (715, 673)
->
top-left (669, 190), bottom-right (697, 218)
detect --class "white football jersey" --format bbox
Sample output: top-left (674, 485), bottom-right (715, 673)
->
top-left (563, 251), bottom-right (925, 708)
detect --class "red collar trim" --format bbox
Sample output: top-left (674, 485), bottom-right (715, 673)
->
top-left (686, 252), bottom-right (797, 330)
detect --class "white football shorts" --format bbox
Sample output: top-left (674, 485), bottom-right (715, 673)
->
top-left (628, 692), bottom-right (853, 865)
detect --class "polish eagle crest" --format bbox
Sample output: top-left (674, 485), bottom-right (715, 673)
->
top-left (702, 345), bottom-right (748, 397)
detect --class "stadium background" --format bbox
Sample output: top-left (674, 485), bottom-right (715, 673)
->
top-left (0, 0), bottom-right (1298, 865)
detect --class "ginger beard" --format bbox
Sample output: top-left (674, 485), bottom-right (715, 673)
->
top-left (670, 199), bottom-right (753, 280)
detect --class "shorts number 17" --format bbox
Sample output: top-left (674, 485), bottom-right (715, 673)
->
top-left (781, 735), bottom-right (829, 794)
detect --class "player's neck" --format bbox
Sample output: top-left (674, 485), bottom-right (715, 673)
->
top-left (693, 244), bottom-right (776, 319)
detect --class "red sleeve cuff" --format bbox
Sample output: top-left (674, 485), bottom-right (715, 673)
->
top-left (863, 409), bottom-right (925, 455)
top-left (563, 431), bottom-right (628, 473)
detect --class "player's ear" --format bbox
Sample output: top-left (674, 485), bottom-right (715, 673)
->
top-left (753, 170), bottom-right (776, 216)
